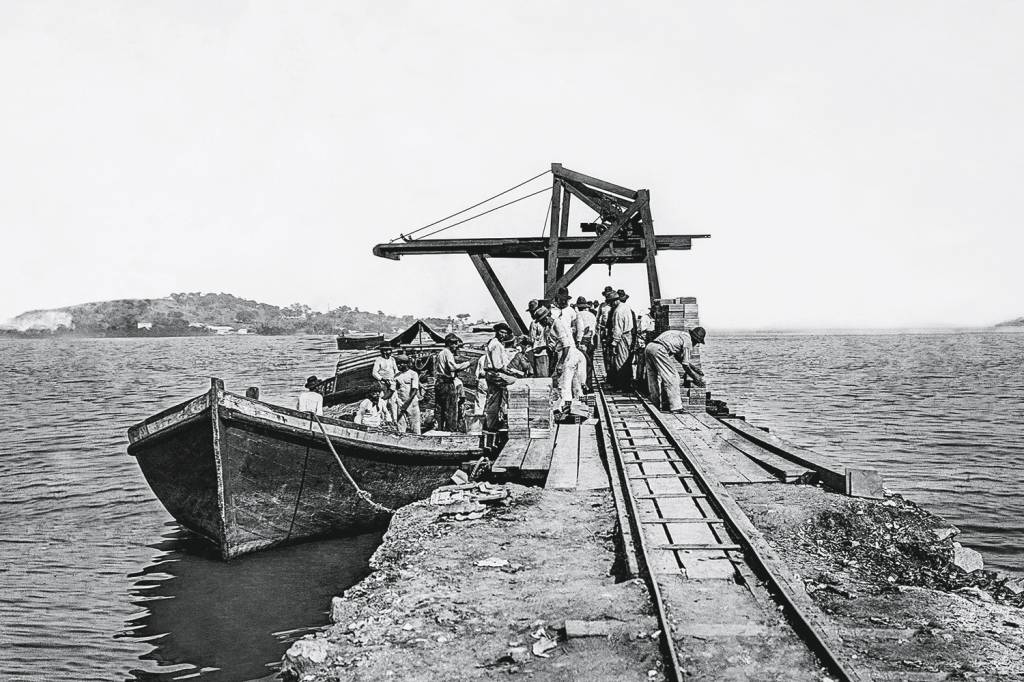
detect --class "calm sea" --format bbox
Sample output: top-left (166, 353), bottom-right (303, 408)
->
top-left (0, 331), bottom-right (1021, 680)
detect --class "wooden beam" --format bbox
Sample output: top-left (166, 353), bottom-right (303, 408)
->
top-left (544, 198), bottom-right (645, 298)
top-left (638, 189), bottom-right (661, 302)
top-left (469, 254), bottom-right (527, 335)
top-left (556, 187), bottom-right (571, 281)
top-left (373, 235), bottom-right (706, 260)
top-left (553, 165), bottom-right (638, 201)
top-left (545, 180), bottom-right (562, 290)
top-left (560, 179), bottom-right (606, 215)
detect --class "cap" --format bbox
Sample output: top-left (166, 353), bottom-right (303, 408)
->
top-left (532, 306), bottom-right (551, 321)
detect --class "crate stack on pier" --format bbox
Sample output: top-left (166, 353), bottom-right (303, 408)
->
top-left (652, 296), bottom-right (706, 408)
top-left (507, 377), bottom-right (554, 439)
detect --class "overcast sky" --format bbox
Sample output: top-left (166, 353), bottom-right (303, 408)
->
top-left (2, 1), bottom-right (1021, 329)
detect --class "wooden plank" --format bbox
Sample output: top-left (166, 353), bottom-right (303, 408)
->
top-left (545, 198), bottom-right (645, 299)
top-left (575, 423), bottom-right (608, 490)
top-left (372, 235), bottom-right (703, 259)
top-left (545, 423), bottom-right (581, 490)
top-left (718, 416), bottom-right (883, 496)
top-left (491, 438), bottom-right (530, 475)
top-left (665, 412), bottom-right (777, 485)
top-left (468, 254), bottom-right (527, 335)
top-left (519, 437), bottom-right (554, 478)
top-left (686, 411), bottom-right (811, 482)
top-left (560, 178), bottom-right (607, 215)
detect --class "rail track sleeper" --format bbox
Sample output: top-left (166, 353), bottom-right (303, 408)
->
top-left (641, 518), bottom-right (725, 525)
top-left (652, 543), bottom-right (742, 551)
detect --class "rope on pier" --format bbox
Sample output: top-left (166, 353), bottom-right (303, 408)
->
top-left (311, 413), bottom-right (396, 515)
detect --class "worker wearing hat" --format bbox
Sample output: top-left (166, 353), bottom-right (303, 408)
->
top-left (596, 286), bottom-right (615, 346)
top-left (526, 299), bottom-right (549, 378)
top-left (551, 286), bottom-right (576, 329)
top-left (391, 354), bottom-right (422, 434)
top-left (534, 305), bottom-right (587, 408)
top-left (645, 327), bottom-right (707, 412)
top-left (435, 333), bottom-right (472, 431)
top-left (479, 322), bottom-right (514, 431)
top-left (608, 288), bottom-right (637, 390)
top-left (295, 375), bottom-right (324, 416)
top-left (573, 296), bottom-right (597, 391)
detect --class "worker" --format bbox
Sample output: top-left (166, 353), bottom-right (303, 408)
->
top-left (609, 289), bottom-right (637, 390)
top-left (535, 305), bottom-right (586, 409)
top-left (505, 336), bottom-right (534, 378)
top-left (573, 297), bottom-right (597, 391)
top-left (435, 333), bottom-right (473, 431)
top-left (371, 345), bottom-right (398, 397)
top-left (391, 355), bottom-right (421, 434)
top-left (595, 285), bottom-right (615, 341)
top-left (354, 385), bottom-right (390, 427)
top-left (481, 322), bottom-right (513, 431)
top-left (295, 375), bottom-right (324, 415)
top-left (644, 327), bottom-right (707, 412)
top-left (550, 287), bottom-right (577, 328)
top-left (526, 299), bottom-right (549, 378)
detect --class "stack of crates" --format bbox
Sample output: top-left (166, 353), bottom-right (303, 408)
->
top-left (651, 296), bottom-right (706, 408)
top-left (507, 378), bottom-right (554, 438)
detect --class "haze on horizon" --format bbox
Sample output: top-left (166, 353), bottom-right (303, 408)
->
top-left (2, 1), bottom-right (1021, 330)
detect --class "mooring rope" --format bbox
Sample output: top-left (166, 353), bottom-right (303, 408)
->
top-left (390, 169), bottom-right (551, 243)
top-left (310, 413), bottom-right (395, 514)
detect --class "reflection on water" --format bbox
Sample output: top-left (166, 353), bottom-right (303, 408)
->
top-left (121, 525), bottom-right (381, 681)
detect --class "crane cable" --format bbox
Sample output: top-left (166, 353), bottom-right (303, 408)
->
top-left (391, 169), bottom-right (551, 243)
top-left (412, 187), bottom-right (550, 241)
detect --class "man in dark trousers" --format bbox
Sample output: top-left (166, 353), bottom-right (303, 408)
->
top-left (434, 333), bottom-right (472, 431)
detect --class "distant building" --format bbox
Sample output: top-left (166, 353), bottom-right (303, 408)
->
top-left (206, 325), bottom-right (234, 335)
top-left (137, 321), bottom-right (153, 330)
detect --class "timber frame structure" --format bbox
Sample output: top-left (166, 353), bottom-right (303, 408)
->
top-left (373, 163), bottom-right (709, 335)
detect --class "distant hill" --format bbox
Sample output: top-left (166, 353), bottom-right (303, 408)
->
top-left (994, 316), bottom-right (1024, 328)
top-left (1, 292), bottom-right (454, 337)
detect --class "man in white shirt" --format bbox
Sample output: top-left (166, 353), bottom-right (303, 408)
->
top-left (535, 306), bottom-right (586, 407)
top-left (391, 355), bottom-right (421, 434)
top-left (644, 327), bottom-right (706, 411)
top-left (572, 297), bottom-right (597, 391)
top-left (355, 385), bottom-right (389, 427)
top-left (295, 375), bottom-right (324, 415)
top-left (482, 322), bottom-right (513, 430)
top-left (550, 287), bottom-right (577, 329)
top-left (371, 346), bottom-right (398, 397)
top-left (435, 333), bottom-right (473, 431)
top-left (526, 300), bottom-right (549, 378)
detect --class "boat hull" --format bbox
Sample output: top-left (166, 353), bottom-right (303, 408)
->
top-left (336, 334), bottom-right (385, 350)
top-left (128, 382), bottom-right (483, 559)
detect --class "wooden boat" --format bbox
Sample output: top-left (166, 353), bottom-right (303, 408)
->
top-left (335, 333), bottom-right (385, 350)
top-left (321, 319), bottom-right (483, 406)
top-left (127, 378), bottom-right (483, 559)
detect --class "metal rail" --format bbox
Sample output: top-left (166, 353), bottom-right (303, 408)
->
top-left (596, 387), bottom-right (860, 682)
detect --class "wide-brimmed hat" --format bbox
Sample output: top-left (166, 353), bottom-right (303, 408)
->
top-left (305, 375), bottom-right (319, 389)
top-left (377, 344), bottom-right (393, 352)
top-left (604, 290), bottom-right (619, 302)
top-left (555, 286), bottom-right (569, 301)
top-left (493, 322), bottom-right (511, 334)
top-left (575, 296), bottom-right (590, 308)
top-left (532, 306), bottom-right (551, 321)
top-left (602, 285), bottom-right (614, 294)
top-left (691, 326), bottom-right (707, 344)
top-left (616, 289), bottom-right (629, 301)
top-left (526, 299), bottom-right (539, 312)
top-left (444, 333), bottom-right (462, 345)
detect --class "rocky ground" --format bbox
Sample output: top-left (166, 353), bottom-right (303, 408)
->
top-left (732, 484), bottom-right (1024, 680)
top-left (281, 478), bottom-right (1024, 681)
top-left (281, 486), bottom-right (663, 681)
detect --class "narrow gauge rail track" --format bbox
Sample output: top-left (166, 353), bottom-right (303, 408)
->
top-left (595, 388), bottom-right (862, 681)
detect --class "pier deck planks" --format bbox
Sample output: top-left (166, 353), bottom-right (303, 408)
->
top-left (575, 424), bottom-right (609, 490)
top-left (491, 438), bottom-right (531, 476)
top-left (545, 423), bottom-right (581, 490)
top-left (519, 437), bottom-right (555, 480)
top-left (660, 412), bottom-right (778, 485)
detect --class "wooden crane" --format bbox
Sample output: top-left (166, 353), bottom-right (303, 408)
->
top-left (373, 163), bottom-right (709, 335)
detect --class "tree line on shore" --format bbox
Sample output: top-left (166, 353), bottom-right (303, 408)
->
top-left (2, 292), bottom-right (455, 337)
